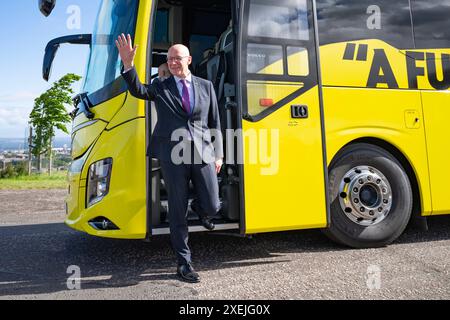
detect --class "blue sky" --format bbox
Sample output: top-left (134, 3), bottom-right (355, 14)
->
top-left (0, 0), bottom-right (101, 138)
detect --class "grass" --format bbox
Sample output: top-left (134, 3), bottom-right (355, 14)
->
top-left (0, 171), bottom-right (68, 190)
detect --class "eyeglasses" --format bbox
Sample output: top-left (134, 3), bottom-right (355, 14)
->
top-left (167, 56), bottom-right (189, 62)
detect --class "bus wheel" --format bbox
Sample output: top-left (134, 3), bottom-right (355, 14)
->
top-left (324, 143), bottom-right (413, 248)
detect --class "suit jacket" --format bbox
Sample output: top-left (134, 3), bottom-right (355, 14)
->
top-left (122, 67), bottom-right (223, 164)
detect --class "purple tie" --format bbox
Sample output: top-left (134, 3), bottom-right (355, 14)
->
top-left (181, 80), bottom-right (191, 114)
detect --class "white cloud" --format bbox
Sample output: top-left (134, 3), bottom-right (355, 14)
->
top-left (0, 106), bottom-right (30, 138)
top-left (0, 92), bottom-right (37, 138)
top-left (0, 91), bottom-right (38, 105)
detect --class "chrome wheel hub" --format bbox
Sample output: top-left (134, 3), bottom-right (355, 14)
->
top-left (338, 166), bottom-right (392, 226)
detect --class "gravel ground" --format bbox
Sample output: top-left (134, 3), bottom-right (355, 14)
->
top-left (0, 189), bottom-right (449, 300)
top-left (0, 189), bottom-right (67, 225)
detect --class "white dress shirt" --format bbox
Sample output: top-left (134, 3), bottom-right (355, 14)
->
top-left (123, 67), bottom-right (195, 112)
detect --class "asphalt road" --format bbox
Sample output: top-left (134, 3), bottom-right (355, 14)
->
top-left (0, 190), bottom-right (449, 300)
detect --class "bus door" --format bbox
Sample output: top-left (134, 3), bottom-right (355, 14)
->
top-left (237, 0), bottom-right (328, 233)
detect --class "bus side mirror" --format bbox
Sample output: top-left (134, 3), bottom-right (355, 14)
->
top-left (39, 0), bottom-right (56, 17)
top-left (43, 34), bottom-right (92, 81)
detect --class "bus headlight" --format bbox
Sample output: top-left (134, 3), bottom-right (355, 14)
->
top-left (87, 158), bottom-right (112, 207)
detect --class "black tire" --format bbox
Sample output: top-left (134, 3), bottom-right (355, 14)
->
top-left (323, 143), bottom-right (413, 248)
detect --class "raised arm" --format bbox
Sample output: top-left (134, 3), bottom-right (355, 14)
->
top-left (116, 34), bottom-right (155, 100)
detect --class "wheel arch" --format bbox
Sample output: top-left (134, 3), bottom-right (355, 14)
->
top-left (329, 137), bottom-right (422, 221)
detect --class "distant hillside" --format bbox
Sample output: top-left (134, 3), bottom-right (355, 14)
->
top-left (0, 137), bottom-right (71, 152)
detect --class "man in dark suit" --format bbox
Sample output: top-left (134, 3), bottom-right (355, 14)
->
top-left (116, 34), bottom-right (223, 283)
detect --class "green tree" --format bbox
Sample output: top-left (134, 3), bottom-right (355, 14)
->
top-left (30, 73), bottom-right (81, 175)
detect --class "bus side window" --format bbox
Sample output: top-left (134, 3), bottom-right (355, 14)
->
top-left (316, 0), bottom-right (414, 49)
top-left (153, 9), bottom-right (169, 45)
top-left (411, 0), bottom-right (450, 49)
top-left (242, 0), bottom-right (314, 118)
top-left (247, 44), bottom-right (283, 75)
top-left (287, 46), bottom-right (309, 77)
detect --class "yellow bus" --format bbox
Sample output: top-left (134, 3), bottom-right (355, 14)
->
top-left (40, 0), bottom-right (450, 248)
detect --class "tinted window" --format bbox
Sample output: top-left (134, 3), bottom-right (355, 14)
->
top-left (287, 46), bottom-right (309, 76)
top-left (190, 35), bottom-right (218, 66)
top-left (317, 0), bottom-right (414, 49)
top-left (154, 9), bottom-right (169, 44)
top-left (247, 44), bottom-right (283, 75)
top-left (242, 0), bottom-right (314, 119)
top-left (248, 0), bottom-right (309, 40)
top-left (82, 0), bottom-right (138, 95)
top-left (245, 0), bottom-right (311, 77)
top-left (411, 0), bottom-right (450, 49)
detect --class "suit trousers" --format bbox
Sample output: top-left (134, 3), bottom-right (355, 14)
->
top-left (159, 147), bottom-right (220, 266)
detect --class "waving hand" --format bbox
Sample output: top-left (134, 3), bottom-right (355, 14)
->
top-left (115, 33), bottom-right (138, 70)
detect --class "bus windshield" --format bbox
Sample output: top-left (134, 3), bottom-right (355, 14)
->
top-left (82, 0), bottom-right (139, 94)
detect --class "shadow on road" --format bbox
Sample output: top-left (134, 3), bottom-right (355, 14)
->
top-left (0, 215), bottom-right (449, 297)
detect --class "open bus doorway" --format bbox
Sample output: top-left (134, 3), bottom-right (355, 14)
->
top-left (147, 0), bottom-right (241, 235)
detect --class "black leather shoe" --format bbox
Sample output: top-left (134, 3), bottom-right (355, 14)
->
top-left (200, 217), bottom-right (215, 231)
top-left (177, 264), bottom-right (200, 283)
